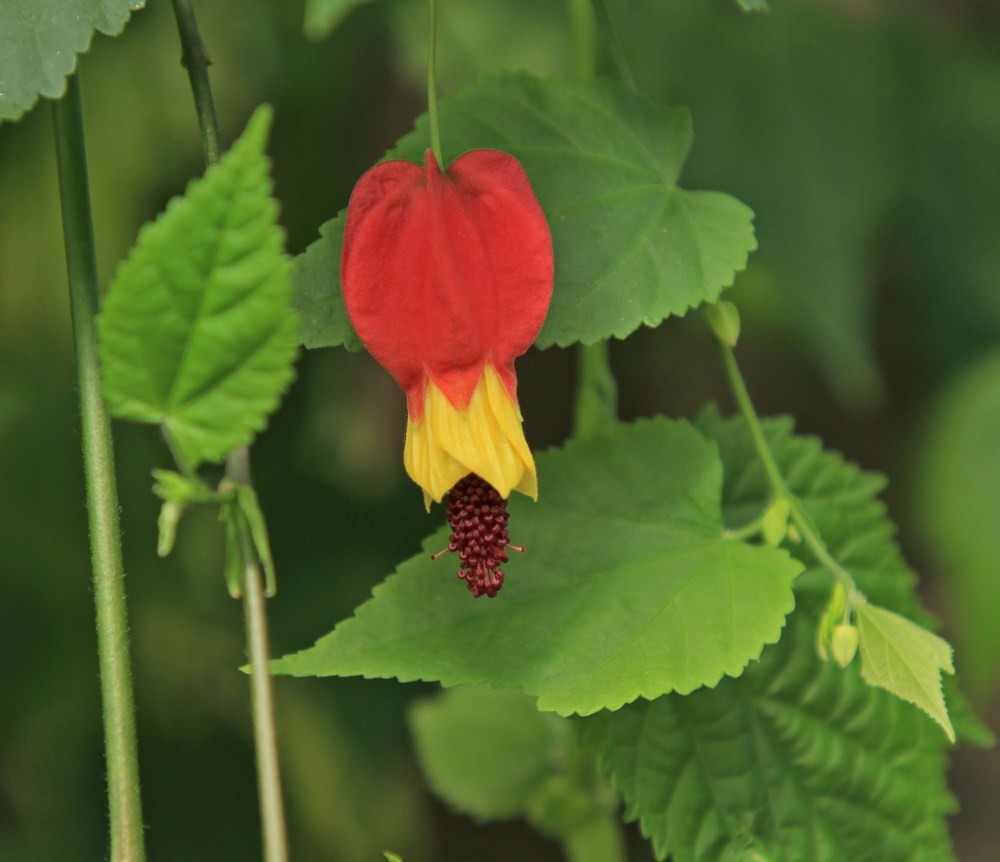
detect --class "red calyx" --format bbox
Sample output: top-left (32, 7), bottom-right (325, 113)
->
top-left (341, 149), bottom-right (553, 420)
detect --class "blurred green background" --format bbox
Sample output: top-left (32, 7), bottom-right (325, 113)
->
top-left (2, 0), bottom-right (999, 859)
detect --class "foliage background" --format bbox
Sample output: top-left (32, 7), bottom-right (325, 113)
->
top-left (0, 0), bottom-right (998, 859)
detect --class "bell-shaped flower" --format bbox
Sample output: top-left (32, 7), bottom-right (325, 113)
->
top-left (341, 149), bottom-right (553, 596)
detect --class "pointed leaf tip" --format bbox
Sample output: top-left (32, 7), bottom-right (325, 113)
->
top-left (856, 603), bottom-right (956, 742)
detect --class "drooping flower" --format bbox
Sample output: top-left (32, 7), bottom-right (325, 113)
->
top-left (341, 148), bottom-right (553, 596)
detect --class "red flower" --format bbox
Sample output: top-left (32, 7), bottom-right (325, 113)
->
top-left (341, 149), bottom-right (553, 596)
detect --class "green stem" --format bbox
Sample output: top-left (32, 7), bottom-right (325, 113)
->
top-left (427, 0), bottom-right (444, 168)
top-left (723, 512), bottom-right (768, 542)
top-left (569, 0), bottom-right (619, 440)
top-left (170, 3), bottom-right (290, 859)
top-left (171, 0), bottom-right (222, 165)
top-left (230, 449), bottom-right (289, 862)
top-left (716, 338), bottom-right (859, 596)
top-left (166, 7), bottom-right (249, 518)
top-left (718, 343), bottom-right (787, 495)
top-left (590, 0), bottom-right (637, 91)
top-left (573, 342), bottom-right (618, 439)
top-left (52, 73), bottom-right (147, 862)
top-left (561, 809), bottom-right (627, 862)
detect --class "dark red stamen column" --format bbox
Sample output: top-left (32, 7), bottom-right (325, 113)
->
top-left (431, 474), bottom-right (524, 598)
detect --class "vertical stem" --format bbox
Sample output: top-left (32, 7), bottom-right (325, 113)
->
top-left (573, 341), bottom-right (618, 439)
top-left (570, 0), bottom-right (619, 439)
top-left (230, 450), bottom-right (289, 862)
top-left (427, 0), bottom-right (444, 168)
top-left (171, 0), bottom-right (221, 165)
top-left (170, 3), bottom-right (290, 859)
top-left (52, 73), bottom-right (147, 862)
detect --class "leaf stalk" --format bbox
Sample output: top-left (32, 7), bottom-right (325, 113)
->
top-left (52, 72), bottom-right (147, 862)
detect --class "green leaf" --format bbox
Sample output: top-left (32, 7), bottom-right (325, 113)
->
top-left (695, 409), bottom-right (925, 619)
top-left (292, 217), bottom-right (363, 351)
top-left (700, 409), bottom-right (973, 732)
top-left (0, 0), bottom-right (143, 123)
top-left (99, 106), bottom-right (299, 468)
top-left (855, 603), bottom-right (955, 742)
top-left (273, 419), bottom-right (800, 714)
top-left (303, 0), bottom-right (378, 40)
top-left (578, 613), bottom-right (957, 862)
top-left (916, 350), bottom-right (1000, 697)
top-left (735, 0), bottom-right (768, 11)
top-left (292, 72), bottom-right (756, 350)
top-left (578, 410), bottom-right (962, 862)
top-left (409, 686), bottom-right (571, 821)
top-left (610, 0), bottom-right (900, 406)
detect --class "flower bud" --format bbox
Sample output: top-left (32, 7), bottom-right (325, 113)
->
top-left (762, 498), bottom-right (790, 546)
top-left (705, 300), bottom-right (741, 347)
top-left (831, 623), bottom-right (859, 668)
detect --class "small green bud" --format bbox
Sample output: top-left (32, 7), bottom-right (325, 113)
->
top-left (157, 500), bottom-right (183, 557)
top-left (831, 623), bottom-right (859, 668)
top-left (817, 583), bottom-right (847, 662)
top-left (762, 498), bottom-right (791, 546)
top-left (705, 300), bottom-right (742, 347)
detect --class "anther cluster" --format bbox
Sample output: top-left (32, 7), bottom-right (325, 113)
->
top-left (433, 473), bottom-right (521, 598)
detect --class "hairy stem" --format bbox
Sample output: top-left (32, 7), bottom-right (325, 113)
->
top-left (52, 73), bottom-right (147, 862)
top-left (717, 338), bottom-right (859, 596)
top-left (427, 0), bottom-right (444, 167)
top-left (170, 2), bottom-right (290, 859)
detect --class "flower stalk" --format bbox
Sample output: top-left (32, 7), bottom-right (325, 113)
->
top-left (52, 72), bottom-right (147, 862)
top-left (715, 333), bottom-right (861, 598)
top-left (427, 0), bottom-right (444, 168)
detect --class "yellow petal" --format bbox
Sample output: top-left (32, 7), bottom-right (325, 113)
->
top-left (403, 365), bottom-right (537, 506)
